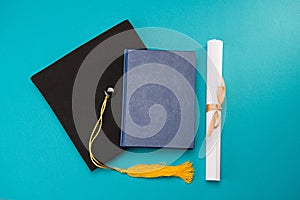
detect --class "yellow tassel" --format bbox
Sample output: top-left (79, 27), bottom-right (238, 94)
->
top-left (89, 88), bottom-right (194, 184)
top-left (114, 161), bottom-right (194, 184)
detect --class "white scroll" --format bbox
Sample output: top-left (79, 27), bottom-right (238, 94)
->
top-left (206, 39), bottom-right (224, 181)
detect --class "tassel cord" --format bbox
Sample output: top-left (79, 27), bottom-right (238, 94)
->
top-left (89, 92), bottom-right (194, 184)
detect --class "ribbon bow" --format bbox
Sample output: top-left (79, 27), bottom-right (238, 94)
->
top-left (206, 78), bottom-right (226, 137)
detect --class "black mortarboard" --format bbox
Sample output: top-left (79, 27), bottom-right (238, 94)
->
top-left (31, 20), bottom-right (195, 183)
top-left (31, 20), bottom-right (146, 170)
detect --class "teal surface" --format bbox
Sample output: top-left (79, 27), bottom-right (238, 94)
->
top-left (1, 0), bottom-right (300, 199)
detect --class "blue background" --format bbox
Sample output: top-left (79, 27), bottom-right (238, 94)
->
top-left (0, 0), bottom-right (299, 199)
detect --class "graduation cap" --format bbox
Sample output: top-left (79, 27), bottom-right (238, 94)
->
top-left (31, 20), bottom-right (194, 183)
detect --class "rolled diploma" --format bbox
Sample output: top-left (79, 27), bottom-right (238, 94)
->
top-left (206, 39), bottom-right (223, 181)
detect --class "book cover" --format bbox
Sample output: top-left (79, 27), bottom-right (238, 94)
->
top-left (121, 49), bottom-right (196, 149)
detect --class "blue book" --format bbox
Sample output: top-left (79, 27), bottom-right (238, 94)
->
top-left (120, 49), bottom-right (196, 149)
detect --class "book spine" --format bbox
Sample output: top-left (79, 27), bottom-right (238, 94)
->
top-left (120, 49), bottom-right (129, 146)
